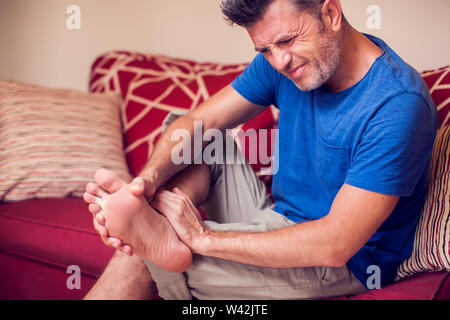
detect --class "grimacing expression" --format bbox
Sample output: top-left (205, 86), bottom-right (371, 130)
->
top-left (247, 1), bottom-right (342, 91)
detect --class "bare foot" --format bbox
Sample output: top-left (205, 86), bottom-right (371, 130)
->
top-left (83, 168), bottom-right (192, 273)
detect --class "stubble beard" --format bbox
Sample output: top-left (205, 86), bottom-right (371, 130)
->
top-left (291, 31), bottom-right (342, 92)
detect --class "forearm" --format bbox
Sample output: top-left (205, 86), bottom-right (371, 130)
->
top-left (196, 218), bottom-right (345, 269)
top-left (194, 185), bottom-right (398, 269)
top-left (139, 85), bottom-right (266, 189)
top-left (139, 114), bottom-right (203, 190)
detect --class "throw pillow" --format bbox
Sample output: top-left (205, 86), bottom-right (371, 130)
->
top-left (396, 124), bottom-right (450, 279)
top-left (0, 81), bottom-right (132, 202)
top-left (421, 65), bottom-right (450, 128)
top-left (89, 51), bottom-right (279, 178)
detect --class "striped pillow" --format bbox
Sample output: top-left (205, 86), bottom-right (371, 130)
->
top-left (0, 81), bottom-right (132, 202)
top-left (396, 125), bottom-right (450, 279)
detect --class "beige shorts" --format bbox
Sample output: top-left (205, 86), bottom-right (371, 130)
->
top-left (143, 111), bottom-right (367, 300)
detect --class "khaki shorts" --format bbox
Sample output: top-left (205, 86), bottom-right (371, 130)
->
top-left (143, 111), bottom-right (367, 300)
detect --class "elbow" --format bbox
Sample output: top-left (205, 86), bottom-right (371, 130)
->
top-left (327, 254), bottom-right (349, 268)
top-left (326, 245), bottom-right (353, 268)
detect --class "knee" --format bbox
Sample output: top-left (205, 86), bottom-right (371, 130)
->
top-left (158, 163), bottom-right (211, 206)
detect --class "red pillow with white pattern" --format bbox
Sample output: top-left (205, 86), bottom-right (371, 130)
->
top-left (89, 51), bottom-right (278, 180)
top-left (421, 65), bottom-right (450, 128)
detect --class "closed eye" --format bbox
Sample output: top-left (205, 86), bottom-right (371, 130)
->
top-left (277, 37), bottom-right (295, 47)
top-left (255, 35), bottom-right (297, 55)
top-left (280, 38), bottom-right (293, 45)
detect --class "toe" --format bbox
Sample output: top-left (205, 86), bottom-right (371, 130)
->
top-left (95, 212), bottom-right (106, 225)
top-left (108, 237), bottom-right (123, 249)
top-left (122, 245), bottom-right (133, 256)
top-left (94, 168), bottom-right (125, 194)
top-left (93, 218), bottom-right (108, 238)
top-left (83, 192), bottom-right (101, 205)
top-left (88, 203), bottom-right (102, 215)
top-left (86, 182), bottom-right (108, 198)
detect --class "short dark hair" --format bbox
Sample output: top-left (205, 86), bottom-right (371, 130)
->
top-left (220, 0), bottom-right (326, 27)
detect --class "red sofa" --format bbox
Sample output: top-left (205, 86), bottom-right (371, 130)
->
top-left (0, 52), bottom-right (449, 300)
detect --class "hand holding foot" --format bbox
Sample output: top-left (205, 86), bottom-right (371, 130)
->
top-left (83, 169), bottom-right (193, 273)
top-left (152, 188), bottom-right (211, 255)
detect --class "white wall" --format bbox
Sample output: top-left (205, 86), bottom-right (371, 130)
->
top-left (0, 0), bottom-right (449, 92)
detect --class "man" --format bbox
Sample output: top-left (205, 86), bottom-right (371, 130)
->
top-left (83, 0), bottom-right (437, 299)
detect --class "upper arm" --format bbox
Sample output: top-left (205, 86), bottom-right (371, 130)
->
top-left (345, 93), bottom-right (437, 196)
top-left (323, 184), bottom-right (400, 265)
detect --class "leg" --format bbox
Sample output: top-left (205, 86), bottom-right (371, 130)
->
top-left (84, 251), bottom-right (155, 300)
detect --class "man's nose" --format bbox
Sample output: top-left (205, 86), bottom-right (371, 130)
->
top-left (271, 48), bottom-right (291, 72)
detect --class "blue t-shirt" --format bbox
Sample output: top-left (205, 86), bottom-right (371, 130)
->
top-left (231, 34), bottom-right (438, 288)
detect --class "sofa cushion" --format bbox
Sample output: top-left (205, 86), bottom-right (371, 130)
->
top-left (88, 51), bottom-right (279, 178)
top-left (396, 124), bottom-right (450, 279)
top-left (421, 65), bottom-right (450, 128)
top-left (0, 251), bottom-right (99, 300)
top-left (0, 198), bottom-right (114, 277)
top-left (0, 81), bottom-right (132, 202)
top-left (330, 272), bottom-right (449, 300)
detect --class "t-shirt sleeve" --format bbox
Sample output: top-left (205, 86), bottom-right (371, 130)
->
top-left (231, 53), bottom-right (280, 107)
top-left (345, 92), bottom-right (437, 196)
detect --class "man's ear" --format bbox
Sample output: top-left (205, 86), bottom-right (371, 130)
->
top-left (320, 0), bottom-right (343, 32)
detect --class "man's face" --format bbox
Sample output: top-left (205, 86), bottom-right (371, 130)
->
top-left (247, 0), bottom-right (341, 91)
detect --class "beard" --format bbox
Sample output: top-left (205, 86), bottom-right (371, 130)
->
top-left (290, 30), bottom-right (342, 92)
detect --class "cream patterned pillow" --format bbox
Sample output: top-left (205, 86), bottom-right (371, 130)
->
top-left (0, 81), bottom-right (132, 202)
top-left (397, 125), bottom-right (450, 279)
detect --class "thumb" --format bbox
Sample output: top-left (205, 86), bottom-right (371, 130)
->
top-left (129, 177), bottom-right (146, 196)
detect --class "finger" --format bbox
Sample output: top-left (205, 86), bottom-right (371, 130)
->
top-left (171, 188), bottom-right (199, 217)
top-left (155, 189), bottom-right (184, 204)
top-left (185, 195), bottom-right (203, 219)
top-left (151, 199), bottom-right (172, 215)
top-left (155, 195), bottom-right (184, 213)
top-left (173, 187), bottom-right (187, 198)
top-left (154, 191), bottom-right (182, 207)
top-left (157, 189), bottom-right (181, 199)
top-left (151, 199), bottom-right (179, 219)
top-left (173, 187), bottom-right (195, 206)
top-left (129, 177), bottom-right (146, 196)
